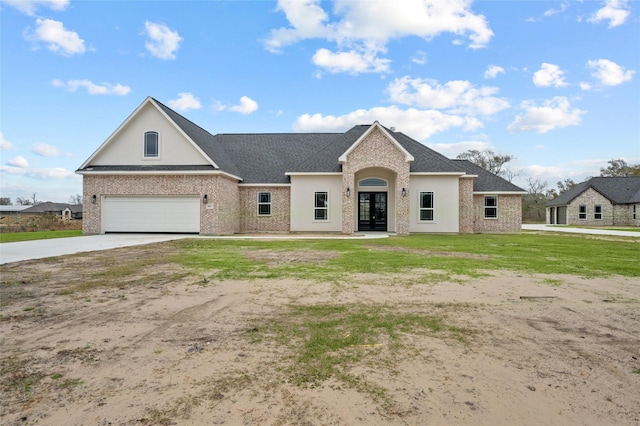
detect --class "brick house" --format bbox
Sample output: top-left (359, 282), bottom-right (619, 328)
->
top-left (77, 97), bottom-right (525, 235)
top-left (546, 176), bottom-right (640, 226)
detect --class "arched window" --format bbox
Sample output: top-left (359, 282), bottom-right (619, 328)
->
top-left (359, 178), bottom-right (387, 187)
top-left (144, 131), bottom-right (159, 158)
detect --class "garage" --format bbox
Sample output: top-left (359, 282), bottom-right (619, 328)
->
top-left (102, 196), bottom-right (201, 233)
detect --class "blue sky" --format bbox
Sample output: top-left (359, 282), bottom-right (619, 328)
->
top-left (1, 0), bottom-right (638, 203)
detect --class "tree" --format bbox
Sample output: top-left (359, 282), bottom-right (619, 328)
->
top-left (522, 178), bottom-right (551, 222)
top-left (0, 197), bottom-right (11, 205)
top-left (69, 194), bottom-right (83, 205)
top-left (16, 197), bottom-right (33, 206)
top-left (457, 149), bottom-right (514, 177)
top-left (556, 178), bottom-right (577, 195)
top-left (600, 159), bottom-right (640, 177)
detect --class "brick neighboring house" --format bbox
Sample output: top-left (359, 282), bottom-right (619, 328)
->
top-left (546, 176), bottom-right (640, 226)
top-left (76, 97), bottom-right (525, 235)
top-left (21, 202), bottom-right (83, 220)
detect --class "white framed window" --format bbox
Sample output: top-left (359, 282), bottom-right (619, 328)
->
top-left (419, 191), bottom-right (434, 221)
top-left (578, 205), bottom-right (587, 220)
top-left (594, 205), bottom-right (602, 220)
top-left (257, 192), bottom-right (271, 216)
top-left (144, 131), bottom-right (159, 158)
top-left (314, 191), bottom-right (329, 221)
top-left (359, 178), bottom-right (387, 187)
top-left (484, 196), bottom-right (498, 219)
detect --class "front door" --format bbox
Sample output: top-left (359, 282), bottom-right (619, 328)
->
top-left (358, 192), bottom-right (387, 231)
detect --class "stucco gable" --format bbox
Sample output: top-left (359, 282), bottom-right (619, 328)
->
top-left (339, 122), bottom-right (414, 164)
top-left (78, 97), bottom-right (215, 169)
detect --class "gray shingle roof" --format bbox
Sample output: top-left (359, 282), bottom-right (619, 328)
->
top-left (78, 97), bottom-right (525, 193)
top-left (452, 160), bottom-right (526, 192)
top-left (546, 176), bottom-right (640, 206)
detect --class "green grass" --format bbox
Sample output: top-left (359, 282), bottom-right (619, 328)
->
top-left (173, 233), bottom-right (640, 280)
top-left (0, 230), bottom-right (83, 243)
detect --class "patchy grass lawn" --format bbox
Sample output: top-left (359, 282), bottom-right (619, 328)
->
top-left (0, 230), bottom-right (83, 243)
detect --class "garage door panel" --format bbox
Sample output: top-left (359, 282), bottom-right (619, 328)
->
top-left (103, 196), bottom-right (200, 233)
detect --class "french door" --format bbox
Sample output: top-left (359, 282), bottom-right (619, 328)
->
top-left (358, 192), bottom-right (387, 231)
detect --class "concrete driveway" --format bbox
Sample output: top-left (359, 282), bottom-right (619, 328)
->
top-left (522, 224), bottom-right (640, 238)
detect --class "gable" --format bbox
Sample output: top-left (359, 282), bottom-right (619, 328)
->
top-left (80, 98), bottom-right (213, 168)
top-left (339, 122), bottom-right (414, 165)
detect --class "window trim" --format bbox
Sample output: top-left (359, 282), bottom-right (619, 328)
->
top-left (578, 204), bottom-right (587, 220)
top-left (314, 191), bottom-right (329, 222)
top-left (484, 196), bottom-right (498, 219)
top-left (594, 205), bottom-right (602, 220)
top-left (143, 131), bottom-right (160, 159)
top-left (633, 204), bottom-right (637, 220)
top-left (257, 191), bottom-right (271, 216)
top-left (419, 191), bottom-right (434, 222)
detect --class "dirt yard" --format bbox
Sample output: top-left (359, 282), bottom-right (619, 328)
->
top-left (1, 242), bottom-right (639, 425)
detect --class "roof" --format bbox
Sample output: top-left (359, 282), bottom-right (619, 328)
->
top-left (547, 176), bottom-right (640, 206)
top-left (452, 160), bottom-right (526, 192)
top-left (77, 97), bottom-right (523, 192)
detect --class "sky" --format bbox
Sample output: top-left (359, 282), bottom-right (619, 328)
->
top-left (1, 0), bottom-right (639, 203)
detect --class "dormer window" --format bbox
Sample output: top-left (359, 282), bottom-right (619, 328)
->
top-left (144, 131), bottom-right (159, 158)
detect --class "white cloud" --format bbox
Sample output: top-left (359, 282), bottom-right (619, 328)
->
top-left (7, 156), bottom-right (29, 168)
top-left (411, 51), bottom-right (428, 65)
top-left (264, 0), bottom-right (493, 74)
top-left (26, 18), bottom-right (86, 56)
top-left (543, 1), bottom-right (569, 17)
top-left (588, 0), bottom-right (630, 28)
top-left (427, 140), bottom-right (492, 158)
top-left (0, 165), bottom-right (76, 180)
top-left (168, 92), bottom-right (202, 111)
top-left (293, 105), bottom-right (470, 140)
top-left (587, 59), bottom-right (635, 86)
top-left (507, 97), bottom-right (585, 134)
top-left (143, 21), bottom-right (182, 60)
top-left (533, 63), bottom-right (569, 88)
top-left (579, 82), bottom-right (592, 91)
top-left (0, 132), bottom-right (15, 150)
top-left (484, 65), bottom-right (505, 79)
top-left (387, 77), bottom-right (510, 116)
top-left (228, 96), bottom-right (259, 115)
top-left (52, 79), bottom-right (131, 95)
top-left (312, 48), bottom-right (391, 74)
top-left (2, 0), bottom-right (69, 16)
top-left (32, 143), bottom-right (61, 157)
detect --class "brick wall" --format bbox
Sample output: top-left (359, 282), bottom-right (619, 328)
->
top-left (82, 174), bottom-right (238, 235)
top-left (341, 127), bottom-right (411, 235)
top-left (567, 188), bottom-right (612, 226)
top-left (473, 194), bottom-right (522, 233)
top-left (458, 177), bottom-right (474, 233)
top-left (239, 186), bottom-right (291, 233)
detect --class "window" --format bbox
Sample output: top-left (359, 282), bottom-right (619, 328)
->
top-left (257, 192), bottom-right (271, 216)
top-left (484, 196), bottom-right (498, 219)
top-left (634, 205), bottom-right (637, 220)
top-left (578, 205), bottom-right (587, 220)
top-left (594, 205), bottom-right (602, 220)
top-left (314, 192), bottom-right (328, 221)
top-left (144, 131), bottom-right (159, 158)
top-left (359, 178), bottom-right (387, 187)
top-left (419, 191), bottom-right (434, 221)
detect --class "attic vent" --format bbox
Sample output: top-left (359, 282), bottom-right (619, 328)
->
top-left (390, 127), bottom-right (396, 132)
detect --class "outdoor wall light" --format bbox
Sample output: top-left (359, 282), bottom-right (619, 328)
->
top-left (402, 187), bottom-right (407, 197)
top-left (346, 187), bottom-right (351, 197)
top-left (91, 194), bottom-right (97, 204)
top-left (203, 194), bottom-right (208, 204)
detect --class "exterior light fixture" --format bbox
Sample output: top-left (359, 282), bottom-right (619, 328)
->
top-left (402, 187), bottom-right (407, 197)
top-left (91, 194), bottom-right (97, 204)
top-left (346, 187), bottom-right (351, 197)
top-left (203, 194), bottom-right (208, 204)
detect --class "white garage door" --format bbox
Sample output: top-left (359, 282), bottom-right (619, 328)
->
top-left (102, 196), bottom-right (200, 233)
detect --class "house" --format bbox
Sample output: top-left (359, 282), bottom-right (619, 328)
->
top-left (546, 176), bottom-right (640, 226)
top-left (76, 97), bottom-right (526, 235)
top-left (0, 205), bottom-right (30, 217)
top-left (21, 202), bottom-right (83, 220)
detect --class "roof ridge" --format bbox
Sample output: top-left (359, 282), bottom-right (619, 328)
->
top-left (151, 97), bottom-right (215, 137)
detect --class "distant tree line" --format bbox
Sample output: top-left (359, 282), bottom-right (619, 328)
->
top-left (0, 194), bottom-right (83, 206)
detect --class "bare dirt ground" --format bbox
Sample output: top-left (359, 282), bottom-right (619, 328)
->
top-left (1, 243), bottom-right (639, 425)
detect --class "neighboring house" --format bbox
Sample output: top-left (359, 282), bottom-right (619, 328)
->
top-left (0, 206), bottom-right (30, 217)
top-left (21, 202), bottom-right (83, 220)
top-left (76, 97), bottom-right (526, 235)
top-left (546, 176), bottom-right (640, 226)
